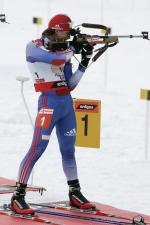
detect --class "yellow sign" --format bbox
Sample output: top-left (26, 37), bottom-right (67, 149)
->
top-left (140, 89), bottom-right (150, 100)
top-left (74, 99), bottom-right (101, 149)
top-left (33, 17), bottom-right (43, 25)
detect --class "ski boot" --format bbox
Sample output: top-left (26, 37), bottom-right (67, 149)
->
top-left (11, 182), bottom-right (34, 215)
top-left (68, 179), bottom-right (95, 210)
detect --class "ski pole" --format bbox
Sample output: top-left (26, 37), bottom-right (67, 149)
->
top-left (16, 76), bottom-right (34, 185)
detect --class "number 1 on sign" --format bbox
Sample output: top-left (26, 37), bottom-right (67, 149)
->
top-left (81, 114), bottom-right (88, 136)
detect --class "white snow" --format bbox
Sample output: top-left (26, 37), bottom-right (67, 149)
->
top-left (0, 0), bottom-right (150, 215)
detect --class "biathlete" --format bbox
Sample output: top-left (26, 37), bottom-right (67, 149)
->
top-left (11, 14), bottom-right (95, 214)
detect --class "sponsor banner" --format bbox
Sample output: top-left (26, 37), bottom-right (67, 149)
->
top-left (39, 108), bottom-right (53, 115)
top-left (74, 101), bottom-right (99, 113)
top-left (34, 80), bottom-right (69, 92)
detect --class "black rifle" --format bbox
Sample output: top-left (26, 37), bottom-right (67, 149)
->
top-left (71, 23), bottom-right (149, 62)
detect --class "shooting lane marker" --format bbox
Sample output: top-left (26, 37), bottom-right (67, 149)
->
top-left (74, 99), bottom-right (101, 149)
top-left (140, 89), bottom-right (150, 159)
top-left (33, 17), bottom-right (43, 38)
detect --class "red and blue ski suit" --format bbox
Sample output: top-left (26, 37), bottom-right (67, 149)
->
top-left (18, 39), bottom-right (86, 184)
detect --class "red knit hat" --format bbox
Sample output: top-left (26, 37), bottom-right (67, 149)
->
top-left (48, 14), bottom-right (72, 31)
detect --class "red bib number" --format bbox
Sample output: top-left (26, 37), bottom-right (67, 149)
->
top-left (35, 108), bottom-right (53, 128)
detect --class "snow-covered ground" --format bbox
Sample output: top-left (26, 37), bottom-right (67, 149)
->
top-left (0, 0), bottom-right (150, 215)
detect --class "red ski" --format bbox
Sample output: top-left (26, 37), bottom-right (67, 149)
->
top-left (29, 201), bottom-right (139, 221)
top-left (0, 210), bottom-right (63, 224)
top-left (29, 201), bottom-right (148, 225)
top-left (0, 178), bottom-right (150, 225)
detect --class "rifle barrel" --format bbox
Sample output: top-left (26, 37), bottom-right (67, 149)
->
top-left (103, 35), bottom-right (144, 38)
top-left (102, 31), bottom-right (149, 40)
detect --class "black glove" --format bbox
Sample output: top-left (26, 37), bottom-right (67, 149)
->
top-left (81, 44), bottom-right (93, 68)
top-left (70, 36), bottom-right (83, 54)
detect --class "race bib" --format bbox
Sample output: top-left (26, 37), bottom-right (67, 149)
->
top-left (35, 108), bottom-right (54, 128)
